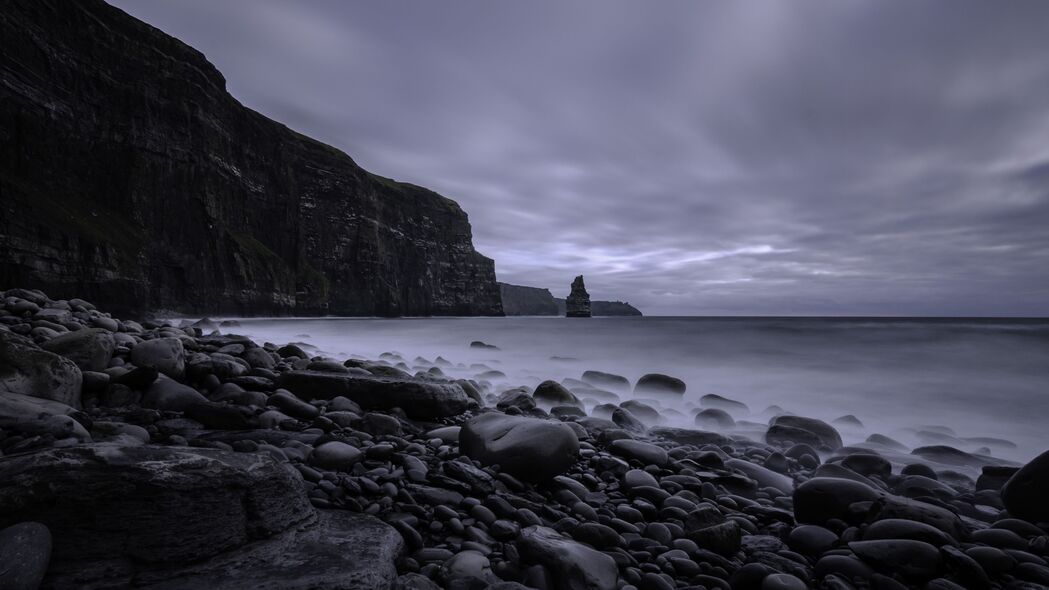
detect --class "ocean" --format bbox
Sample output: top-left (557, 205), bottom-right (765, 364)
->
top-left (220, 316), bottom-right (1049, 464)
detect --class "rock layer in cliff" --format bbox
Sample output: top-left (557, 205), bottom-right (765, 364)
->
top-left (0, 0), bottom-right (503, 317)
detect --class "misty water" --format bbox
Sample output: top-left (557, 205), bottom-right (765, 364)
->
top-left (221, 316), bottom-right (1048, 465)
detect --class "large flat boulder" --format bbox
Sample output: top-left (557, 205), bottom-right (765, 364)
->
top-left (41, 328), bottom-right (115, 372)
top-left (0, 332), bottom-right (82, 407)
top-left (460, 413), bottom-right (579, 481)
top-left (0, 391), bottom-right (90, 442)
top-left (767, 415), bottom-right (843, 451)
top-left (278, 371), bottom-right (470, 418)
top-left (0, 444), bottom-right (402, 588)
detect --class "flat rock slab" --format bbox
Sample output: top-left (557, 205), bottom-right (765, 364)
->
top-left (0, 445), bottom-right (310, 584)
top-left (135, 511), bottom-right (402, 590)
top-left (278, 371), bottom-right (470, 418)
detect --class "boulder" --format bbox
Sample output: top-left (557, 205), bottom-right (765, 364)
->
top-left (533, 380), bottom-right (582, 409)
top-left (580, 371), bottom-right (630, 391)
top-left (0, 444), bottom-right (401, 588)
top-left (142, 375), bottom-right (208, 412)
top-left (278, 371), bottom-right (470, 419)
top-left (0, 331), bottom-right (82, 407)
top-left (130, 337), bottom-right (186, 379)
top-left (608, 440), bottom-right (669, 467)
top-left (0, 391), bottom-right (90, 442)
top-left (849, 539), bottom-right (942, 580)
top-left (0, 522), bottom-right (51, 590)
top-left (1002, 448), bottom-right (1049, 524)
top-left (767, 415), bottom-right (843, 451)
top-left (308, 441), bottom-right (364, 471)
top-left (518, 525), bottom-right (618, 589)
top-left (649, 426), bottom-right (730, 447)
top-left (41, 328), bottom-right (115, 372)
top-left (460, 414), bottom-right (579, 481)
top-left (634, 373), bottom-right (686, 396)
top-left (725, 458), bottom-right (793, 495)
top-left (699, 393), bottom-right (749, 413)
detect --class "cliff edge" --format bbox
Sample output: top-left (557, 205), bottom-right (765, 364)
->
top-left (0, 0), bottom-right (503, 317)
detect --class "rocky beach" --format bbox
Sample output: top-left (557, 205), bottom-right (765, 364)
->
top-left (1, 288), bottom-right (1048, 590)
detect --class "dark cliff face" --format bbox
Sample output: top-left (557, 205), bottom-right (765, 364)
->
top-left (0, 0), bottom-right (503, 317)
top-left (498, 283), bottom-right (559, 316)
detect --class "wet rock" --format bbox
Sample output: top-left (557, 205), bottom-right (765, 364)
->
top-left (269, 390), bottom-right (321, 420)
top-left (862, 518), bottom-right (956, 547)
top-left (142, 375), bottom-right (208, 412)
top-left (787, 525), bottom-right (838, 556)
top-left (0, 331), bottom-right (82, 407)
top-left (611, 408), bottom-right (647, 434)
top-left (767, 415), bottom-right (843, 451)
top-left (581, 370), bottom-right (630, 391)
top-left (309, 441), bottom-right (364, 471)
top-left (695, 408), bottom-right (735, 429)
top-left (649, 426), bottom-right (729, 447)
top-left (533, 380), bottom-right (582, 409)
top-left (1002, 448), bottom-right (1049, 524)
top-left (794, 477), bottom-right (882, 525)
top-left (841, 453), bottom-right (892, 479)
top-left (725, 459), bottom-right (793, 495)
top-left (40, 328), bottom-right (115, 372)
top-left (608, 439), bottom-right (669, 467)
top-left (460, 413), bottom-right (579, 481)
top-left (849, 539), bottom-right (942, 580)
top-left (0, 522), bottom-right (51, 590)
top-left (688, 520), bottom-right (741, 556)
top-left (634, 373), bottom-right (686, 396)
top-left (620, 400), bottom-right (661, 424)
top-left (518, 525), bottom-right (618, 590)
top-left (700, 393), bottom-right (749, 413)
top-left (130, 337), bottom-right (186, 379)
top-left (278, 371), bottom-right (470, 418)
top-left (762, 573), bottom-right (807, 590)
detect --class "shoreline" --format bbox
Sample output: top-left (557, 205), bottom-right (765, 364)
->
top-left (1, 287), bottom-right (1047, 589)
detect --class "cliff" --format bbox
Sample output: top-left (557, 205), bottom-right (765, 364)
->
top-left (498, 283), bottom-right (559, 316)
top-left (0, 0), bottom-right (503, 317)
top-left (556, 299), bottom-right (643, 317)
top-left (500, 282), bottom-right (642, 316)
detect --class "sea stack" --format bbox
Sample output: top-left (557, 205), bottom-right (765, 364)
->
top-left (565, 275), bottom-right (592, 317)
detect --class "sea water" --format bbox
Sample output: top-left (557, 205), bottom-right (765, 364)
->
top-left (218, 316), bottom-right (1048, 463)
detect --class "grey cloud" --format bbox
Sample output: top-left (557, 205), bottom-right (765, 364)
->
top-left (110, 0), bottom-right (1049, 315)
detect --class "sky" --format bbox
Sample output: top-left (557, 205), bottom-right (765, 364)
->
top-left (110, 0), bottom-right (1049, 316)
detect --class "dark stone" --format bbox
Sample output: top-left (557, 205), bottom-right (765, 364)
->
top-left (849, 540), bottom-right (943, 580)
top-left (0, 331), bottom-right (82, 407)
top-left (649, 426), bottom-right (730, 447)
top-left (40, 328), bottom-right (115, 372)
top-left (695, 408), bottom-right (735, 429)
top-left (767, 415), bottom-right (843, 451)
top-left (518, 525), bottom-right (618, 589)
top-left (0, 522), bottom-right (51, 590)
top-left (460, 413), bottom-right (579, 481)
top-left (130, 338), bottom-right (186, 379)
top-left (533, 381), bottom-right (582, 408)
top-left (634, 373), bottom-right (686, 396)
top-left (581, 371), bottom-right (631, 391)
top-left (794, 477), bottom-right (882, 525)
top-left (141, 375), bottom-right (208, 412)
top-left (688, 521), bottom-right (741, 556)
top-left (787, 524), bottom-right (838, 556)
top-left (278, 371), bottom-right (470, 418)
top-left (699, 394), bottom-right (749, 413)
top-left (565, 276), bottom-right (592, 318)
top-left (0, 444), bottom-right (401, 588)
top-left (862, 518), bottom-right (956, 547)
top-left (1002, 448), bottom-right (1049, 524)
top-left (608, 440), bottom-right (669, 467)
top-left (184, 401), bottom-right (259, 430)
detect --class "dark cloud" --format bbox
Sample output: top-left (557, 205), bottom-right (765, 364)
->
top-left (110, 0), bottom-right (1049, 315)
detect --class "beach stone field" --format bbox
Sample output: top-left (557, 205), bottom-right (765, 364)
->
top-left (1, 288), bottom-right (1047, 590)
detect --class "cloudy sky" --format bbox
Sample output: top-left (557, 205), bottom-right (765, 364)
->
top-left (111, 0), bottom-right (1049, 316)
